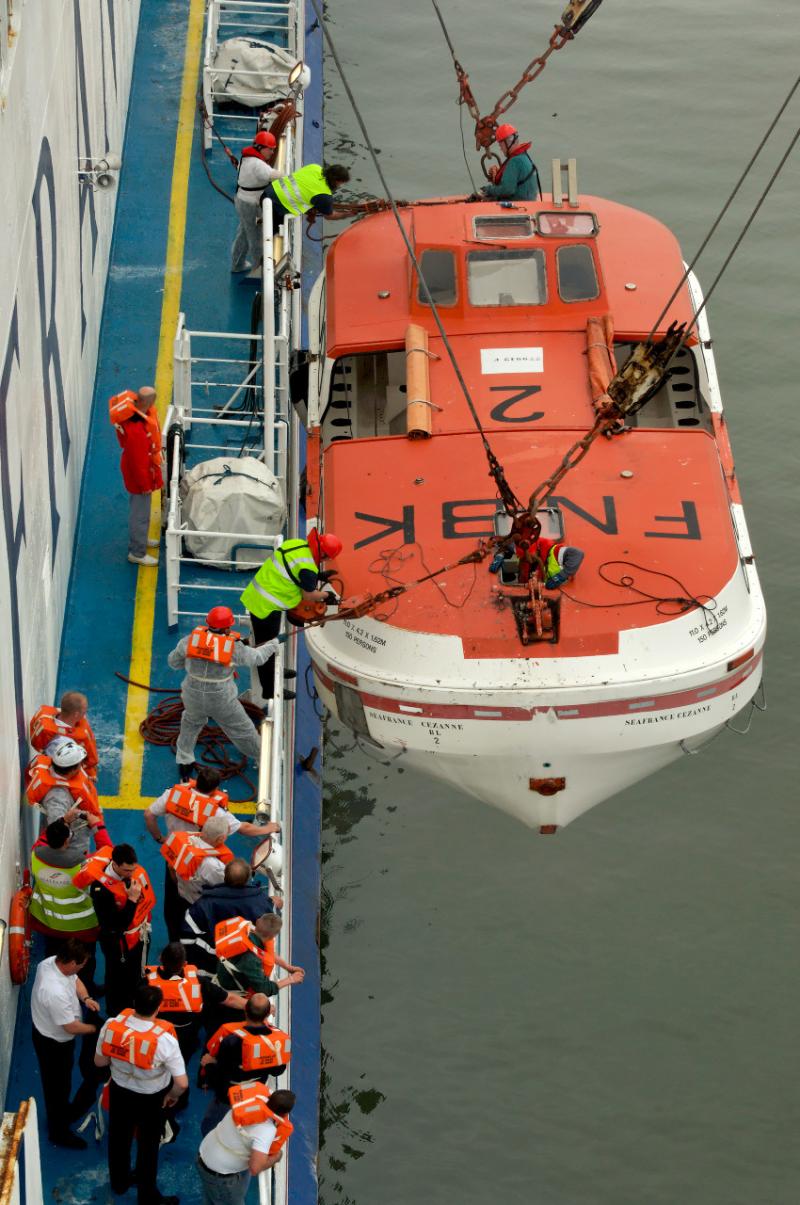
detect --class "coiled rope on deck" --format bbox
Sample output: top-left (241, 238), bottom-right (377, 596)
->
top-left (114, 672), bottom-right (261, 800)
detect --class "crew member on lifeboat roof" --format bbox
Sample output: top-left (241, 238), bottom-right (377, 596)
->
top-left (480, 124), bottom-right (541, 202)
top-left (167, 605), bottom-right (282, 781)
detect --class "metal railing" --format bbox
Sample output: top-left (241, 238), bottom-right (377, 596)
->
top-left (202, 0), bottom-right (300, 151)
top-left (0, 1100), bottom-right (43, 1205)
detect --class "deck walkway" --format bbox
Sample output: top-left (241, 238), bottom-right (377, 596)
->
top-left (5, 1), bottom-right (323, 1201)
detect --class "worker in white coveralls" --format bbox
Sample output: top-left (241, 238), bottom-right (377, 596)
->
top-left (168, 605), bottom-right (285, 780)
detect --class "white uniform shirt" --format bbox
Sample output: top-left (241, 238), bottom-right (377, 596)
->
top-left (235, 154), bottom-right (282, 204)
top-left (31, 956), bottom-right (82, 1042)
top-left (96, 1014), bottom-right (186, 1094)
top-left (176, 839), bottom-right (227, 904)
top-left (148, 789), bottom-right (242, 836)
top-left (199, 1108), bottom-right (276, 1174)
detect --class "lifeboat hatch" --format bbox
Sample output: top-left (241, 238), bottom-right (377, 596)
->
top-left (334, 682), bottom-right (372, 738)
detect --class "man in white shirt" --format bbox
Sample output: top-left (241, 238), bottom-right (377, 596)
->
top-left (230, 131), bottom-right (282, 274)
top-left (95, 983), bottom-right (188, 1205)
top-left (176, 815), bottom-right (231, 906)
top-left (144, 766), bottom-right (278, 940)
top-left (197, 1089), bottom-right (295, 1205)
top-left (31, 938), bottom-right (103, 1149)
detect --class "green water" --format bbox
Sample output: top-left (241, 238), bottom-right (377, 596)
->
top-left (320, 2), bottom-right (799, 1201)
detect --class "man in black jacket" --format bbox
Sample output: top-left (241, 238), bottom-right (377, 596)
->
top-left (181, 859), bottom-right (279, 975)
top-left (199, 993), bottom-right (289, 1135)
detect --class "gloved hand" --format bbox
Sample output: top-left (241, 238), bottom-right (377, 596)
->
top-left (545, 570), bottom-right (568, 589)
top-left (276, 633), bottom-right (291, 645)
top-left (488, 550), bottom-right (506, 574)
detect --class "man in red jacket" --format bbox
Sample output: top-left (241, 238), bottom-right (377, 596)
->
top-left (109, 386), bottom-right (163, 566)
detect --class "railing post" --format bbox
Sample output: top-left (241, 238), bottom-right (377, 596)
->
top-left (261, 199), bottom-right (277, 475)
top-left (173, 313), bottom-right (192, 431)
top-left (165, 435), bottom-right (182, 628)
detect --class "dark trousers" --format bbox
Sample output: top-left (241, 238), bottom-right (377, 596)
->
top-left (108, 1079), bottom-right (168, 1205)
top-left (101, 938), bottom-right (144, 1016)
top-left (248, 610), bottom-right (282, 697)
top-left (164, 866), bottom-right (188, 943)
top-left (32, 1024), bottom-right (103, 1137)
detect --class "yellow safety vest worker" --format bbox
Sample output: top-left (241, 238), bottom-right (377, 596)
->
top-left (271, 165), bottom-right (331, 217)
top-left (29, 850), bottom-right (99, 935)
top-left (240, 539), bottom-right (317, 620)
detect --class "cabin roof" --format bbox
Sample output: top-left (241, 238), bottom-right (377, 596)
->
top-left (326, 195), bottom-right (695, 356)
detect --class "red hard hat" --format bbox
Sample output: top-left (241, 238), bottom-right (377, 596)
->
top-left (207, 605), bottom-right (235, 630)
top-left (319, 533), bottom-right (343, 558)
top-left (254, 131), bottom-right (277, 149)
top-left (494, 123), bottom-right (518, 142)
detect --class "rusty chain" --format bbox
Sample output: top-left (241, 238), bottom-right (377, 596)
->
top-left (432, 0), bottom-right (604, 179)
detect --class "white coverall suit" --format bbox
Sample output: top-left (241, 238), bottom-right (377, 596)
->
top-left (168, 635), bottom-right (278, 766)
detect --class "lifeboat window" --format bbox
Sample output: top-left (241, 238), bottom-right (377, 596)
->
top-left (467, 250), bottom-right (547, 307)
top-left (473, 215), bottom-right (535, 240)
top-left (556, 244), bottom-right (599, 302)
top-left (417, 250), bottom-right (457, 307)
top-left (537, 212), bottom-right (598, 237)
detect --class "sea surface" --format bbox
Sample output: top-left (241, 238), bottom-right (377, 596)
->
top-left (318, 2), bottom-right (799, 1201)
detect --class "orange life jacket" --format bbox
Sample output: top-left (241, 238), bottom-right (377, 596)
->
top-left (161, 830), bottom-right (234, 880)
top-left (164, 781), bottom-right (230, 827)
top-left (74, 851), bottom-right (155, 948)
top-left (144, 965), bottom-right (203, 1013)
top-left (29, 707), bottom-right (99, 779)
top-left (185, 626), bottom-right (241, 666)
top-left (101, 1009), bottom-right (177, 1068)
top-left (228, 1083), bottom-right (294, 1154)
top-left (25, 754), bottom-right (102, 819)
top-left (206, 1022), bottom-right (292, 1068)
top-left (109, 391), bottom-right (162, 477)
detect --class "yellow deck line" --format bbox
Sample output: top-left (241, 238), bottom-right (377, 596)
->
top-left (116, 0), bottom-right (206, 809)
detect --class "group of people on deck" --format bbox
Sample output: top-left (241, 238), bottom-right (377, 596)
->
top-left (22, 522), bottom-right (340, 1205)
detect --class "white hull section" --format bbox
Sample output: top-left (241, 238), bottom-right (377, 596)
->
top-left (0, 0), bottom-right (140, 1089)
top-left (308, 564), bottom-right (766, 829)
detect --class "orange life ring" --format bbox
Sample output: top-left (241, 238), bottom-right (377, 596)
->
top-left (9, 875), bottom-right (33, 985)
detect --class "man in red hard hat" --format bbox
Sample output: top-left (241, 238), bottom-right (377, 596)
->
top-left (232, 130), bottom-right (282, 274)
top-left (109, 386), bottom-right (163, 566)
top-left (481, 124), bottom-right (541, 202)
top-left (240, 532), bottom-right (342, 700)
top-left (168, 605), bottom-right (284, 779)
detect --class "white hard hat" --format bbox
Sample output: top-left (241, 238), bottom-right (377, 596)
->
top-left (47, 736), bottom-right (87, 768)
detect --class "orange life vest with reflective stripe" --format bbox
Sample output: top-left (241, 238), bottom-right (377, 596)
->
top-left (25, 754), bottom-right (102, 819)
top-left (101, 1009), bottom-right (177, 1068)
top-left (161, 830), bottom-right (234, 880)
top-left (186, 627), bottom-right (241, 666)
top-left (228, 1083), bottom-right (294, 1154)
top-left (144, 965), bottom-right (203, 1013)
top-left (109, 391), bottom-right (162, 476)
top-left (75, 852), bottom-right (155, 948)
top-left (29, 707), bottom-right (99, 779)
top-left (164, 781), bottom-right (230, 827)
top-left (206, 1022), bottom-right (292, 1068)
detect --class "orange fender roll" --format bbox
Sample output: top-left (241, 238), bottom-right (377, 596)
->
top-left (9, 876), bottom-right (33, 985)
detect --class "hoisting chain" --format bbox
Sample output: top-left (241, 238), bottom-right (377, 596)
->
top-left (436, 0), bottom-right (604, 179)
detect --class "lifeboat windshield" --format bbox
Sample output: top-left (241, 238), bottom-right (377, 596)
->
top-left (467, 248), bottom-right (547, 307)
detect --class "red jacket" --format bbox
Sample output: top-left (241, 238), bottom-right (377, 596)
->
top-left (120, 415), bottom-right (163, 494)
top-left (110, 392), bottom-right (163, 494)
